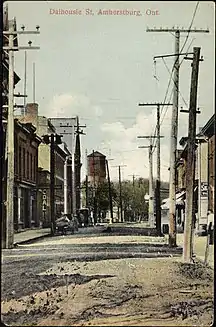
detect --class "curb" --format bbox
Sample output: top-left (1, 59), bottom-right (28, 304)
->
top-left (14, 233), bottom-right (52, 246)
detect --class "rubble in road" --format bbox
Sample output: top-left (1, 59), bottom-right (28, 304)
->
top-left (1, 257), bottom-right (214, 326)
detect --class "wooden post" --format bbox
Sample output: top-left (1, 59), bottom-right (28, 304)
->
top-left (183, 47), bottom-right (201, 263)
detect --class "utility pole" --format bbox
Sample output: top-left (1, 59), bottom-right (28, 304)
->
top-left (74, 116), bottom-right (86, 214)
top-left (23, 51), bottom-right (27, 112)
top-left (138, 139), bottom-right (154, 228)
top-left (50, 133), bottom-right (55, 235)
top-left (64, 156), bottom-right (68, 214)
top-left (138, 102), bottom-right (171, 234)
top-left (50, 118), bottom-right (79, 215)
top-left (85, 174), bottom-right (89, 208)
top-left (148, 27), bottom-right (209, 247)
top-left (92, 149), bottom-right (97, 225)
top-left (85, 149), bottom-right (89, 209)
top-left (112, 165), bottom-right (127, 222)
top-left (119, 166), bottom-right (123, 223)
top-left (5, 20), bottom-right (14, 249)
top-left (3, 20), bottom-right (40, 248)
top-left (183, 47), bottom-right (202, 263)
top-left (0, 1), bottom-right (3, 247)
top-left (106, 159), bottom-right (113, 223)
top-left (128, 174), bottom-right (139, 221)
top-left (138, 134), bottom-right (163, 230)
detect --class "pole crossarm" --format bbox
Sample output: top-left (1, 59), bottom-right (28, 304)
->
top-left (111, 165), bottom-right (127, 168)
top-left (3, 46), bottom-right (40, 51)
top-left (137, 136), bottom-right (163, 138)
top-left (181, 109), bottom-right (201, 114)
top-left (154, 52), bottom-right (193, 60)
top-left (14, 93), bottom-right (28, 97)
top-left (146, 28), bottom-right (209, 33)
top-left (139, 103), bottom-right (173, 106)
top-left (3, 30), bottom-right (40, 35)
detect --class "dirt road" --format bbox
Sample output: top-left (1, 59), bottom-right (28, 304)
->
top-left (1, 233), bottom-right (214, 326)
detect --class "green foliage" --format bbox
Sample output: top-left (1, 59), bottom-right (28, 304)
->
top-left (112, 177), bottom-right (149, 220)
top-left (81, 177), bottom-right (167, 221)
top-left (81, 180), bottom-right (118, 212)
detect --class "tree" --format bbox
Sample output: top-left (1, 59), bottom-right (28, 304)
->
top-left (81, 180), bottom-right (118, 218)
top-left (113, 178), bottom-right (149, 221)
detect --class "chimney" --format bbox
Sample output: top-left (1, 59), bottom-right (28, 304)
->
top-left (23, 103), bottom-right (38, 128)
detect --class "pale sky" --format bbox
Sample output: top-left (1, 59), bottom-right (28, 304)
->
top-left (8, 1), bottom-right (215, 182)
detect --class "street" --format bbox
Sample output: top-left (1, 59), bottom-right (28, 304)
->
top-left (1, 2), bottom-right (215, 326)
top-left (1, 227), bottom-right (214, 326)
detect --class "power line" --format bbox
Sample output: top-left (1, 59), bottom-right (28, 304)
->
top-left (161, 36), bottom-right (196, 107)
top-left (153, 37), bottom-right (196, 149)
top-left (150, 2), bottom-right (200, 149)
top-left (180, 2), bottom-right (200, 54)
top-left (154, 37), bottom-right (196, 143)
top-left (162, 58), bottom-right (188, 107)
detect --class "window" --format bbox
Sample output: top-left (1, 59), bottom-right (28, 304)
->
top-left (30, 153), bottom-right (33, 180)
top-left (23, 148), bottom-right (26, 178)
top-left (19, 146), bottom-right (22, 177)
top-left (27, 151), bottom-right (29, 179)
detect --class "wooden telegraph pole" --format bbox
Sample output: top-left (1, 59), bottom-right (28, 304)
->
top-left (50, 133), bottom-right (55, 235)
top-left (3, 19), bottom-right (40, 248)
top-left (183, 47), bottom-right (203, 263)
top-left (106, 159), bottom-right (114, 222)
top-left (148, 26), bottom-right (209, 247)
top-left (138, 138), bottom-right (154, 228)
top-left (119, 166), bottom-right (123, 222)
top-left (112, 165), bottom-right (126, 222)
top-left (92, 150), bottom-right (97, 225)
top-left (138, 103), bottom-right (172, 234)
top-left (128, 174), bottom-right (139, 221)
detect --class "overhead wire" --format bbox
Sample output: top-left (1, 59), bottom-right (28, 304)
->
top-left (159, 37), bottom-right (196, 131)
top-left (150, 1), bottom-right (200, 151)
top-left (155, 36), bottom-right (196, 145)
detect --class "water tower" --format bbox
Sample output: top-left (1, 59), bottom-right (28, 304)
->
top-left (87, 151), bottom-right (106, 186)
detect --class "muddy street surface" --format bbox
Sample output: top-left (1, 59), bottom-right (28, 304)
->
top-left (1, 231), bottom-right (214, 326)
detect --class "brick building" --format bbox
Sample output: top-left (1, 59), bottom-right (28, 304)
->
top-left (2, 119), bottom-right (41, 236)
top-left (17, 103), bottom-right (73, 227)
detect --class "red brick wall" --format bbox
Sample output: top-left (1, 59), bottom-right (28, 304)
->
top-left (15, 128), bottom-right (38, 184)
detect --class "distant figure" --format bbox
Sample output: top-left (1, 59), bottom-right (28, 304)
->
top-left (207, 210), bottom-right (214, 229)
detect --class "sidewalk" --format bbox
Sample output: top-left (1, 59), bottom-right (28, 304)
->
top-left (176, 233), bottom-right (214, 268)
top-left (14, 228), bottom-right (51, 245)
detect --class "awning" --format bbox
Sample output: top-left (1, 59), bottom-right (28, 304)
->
top-left (161, 190), bottom-right (186, 210)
